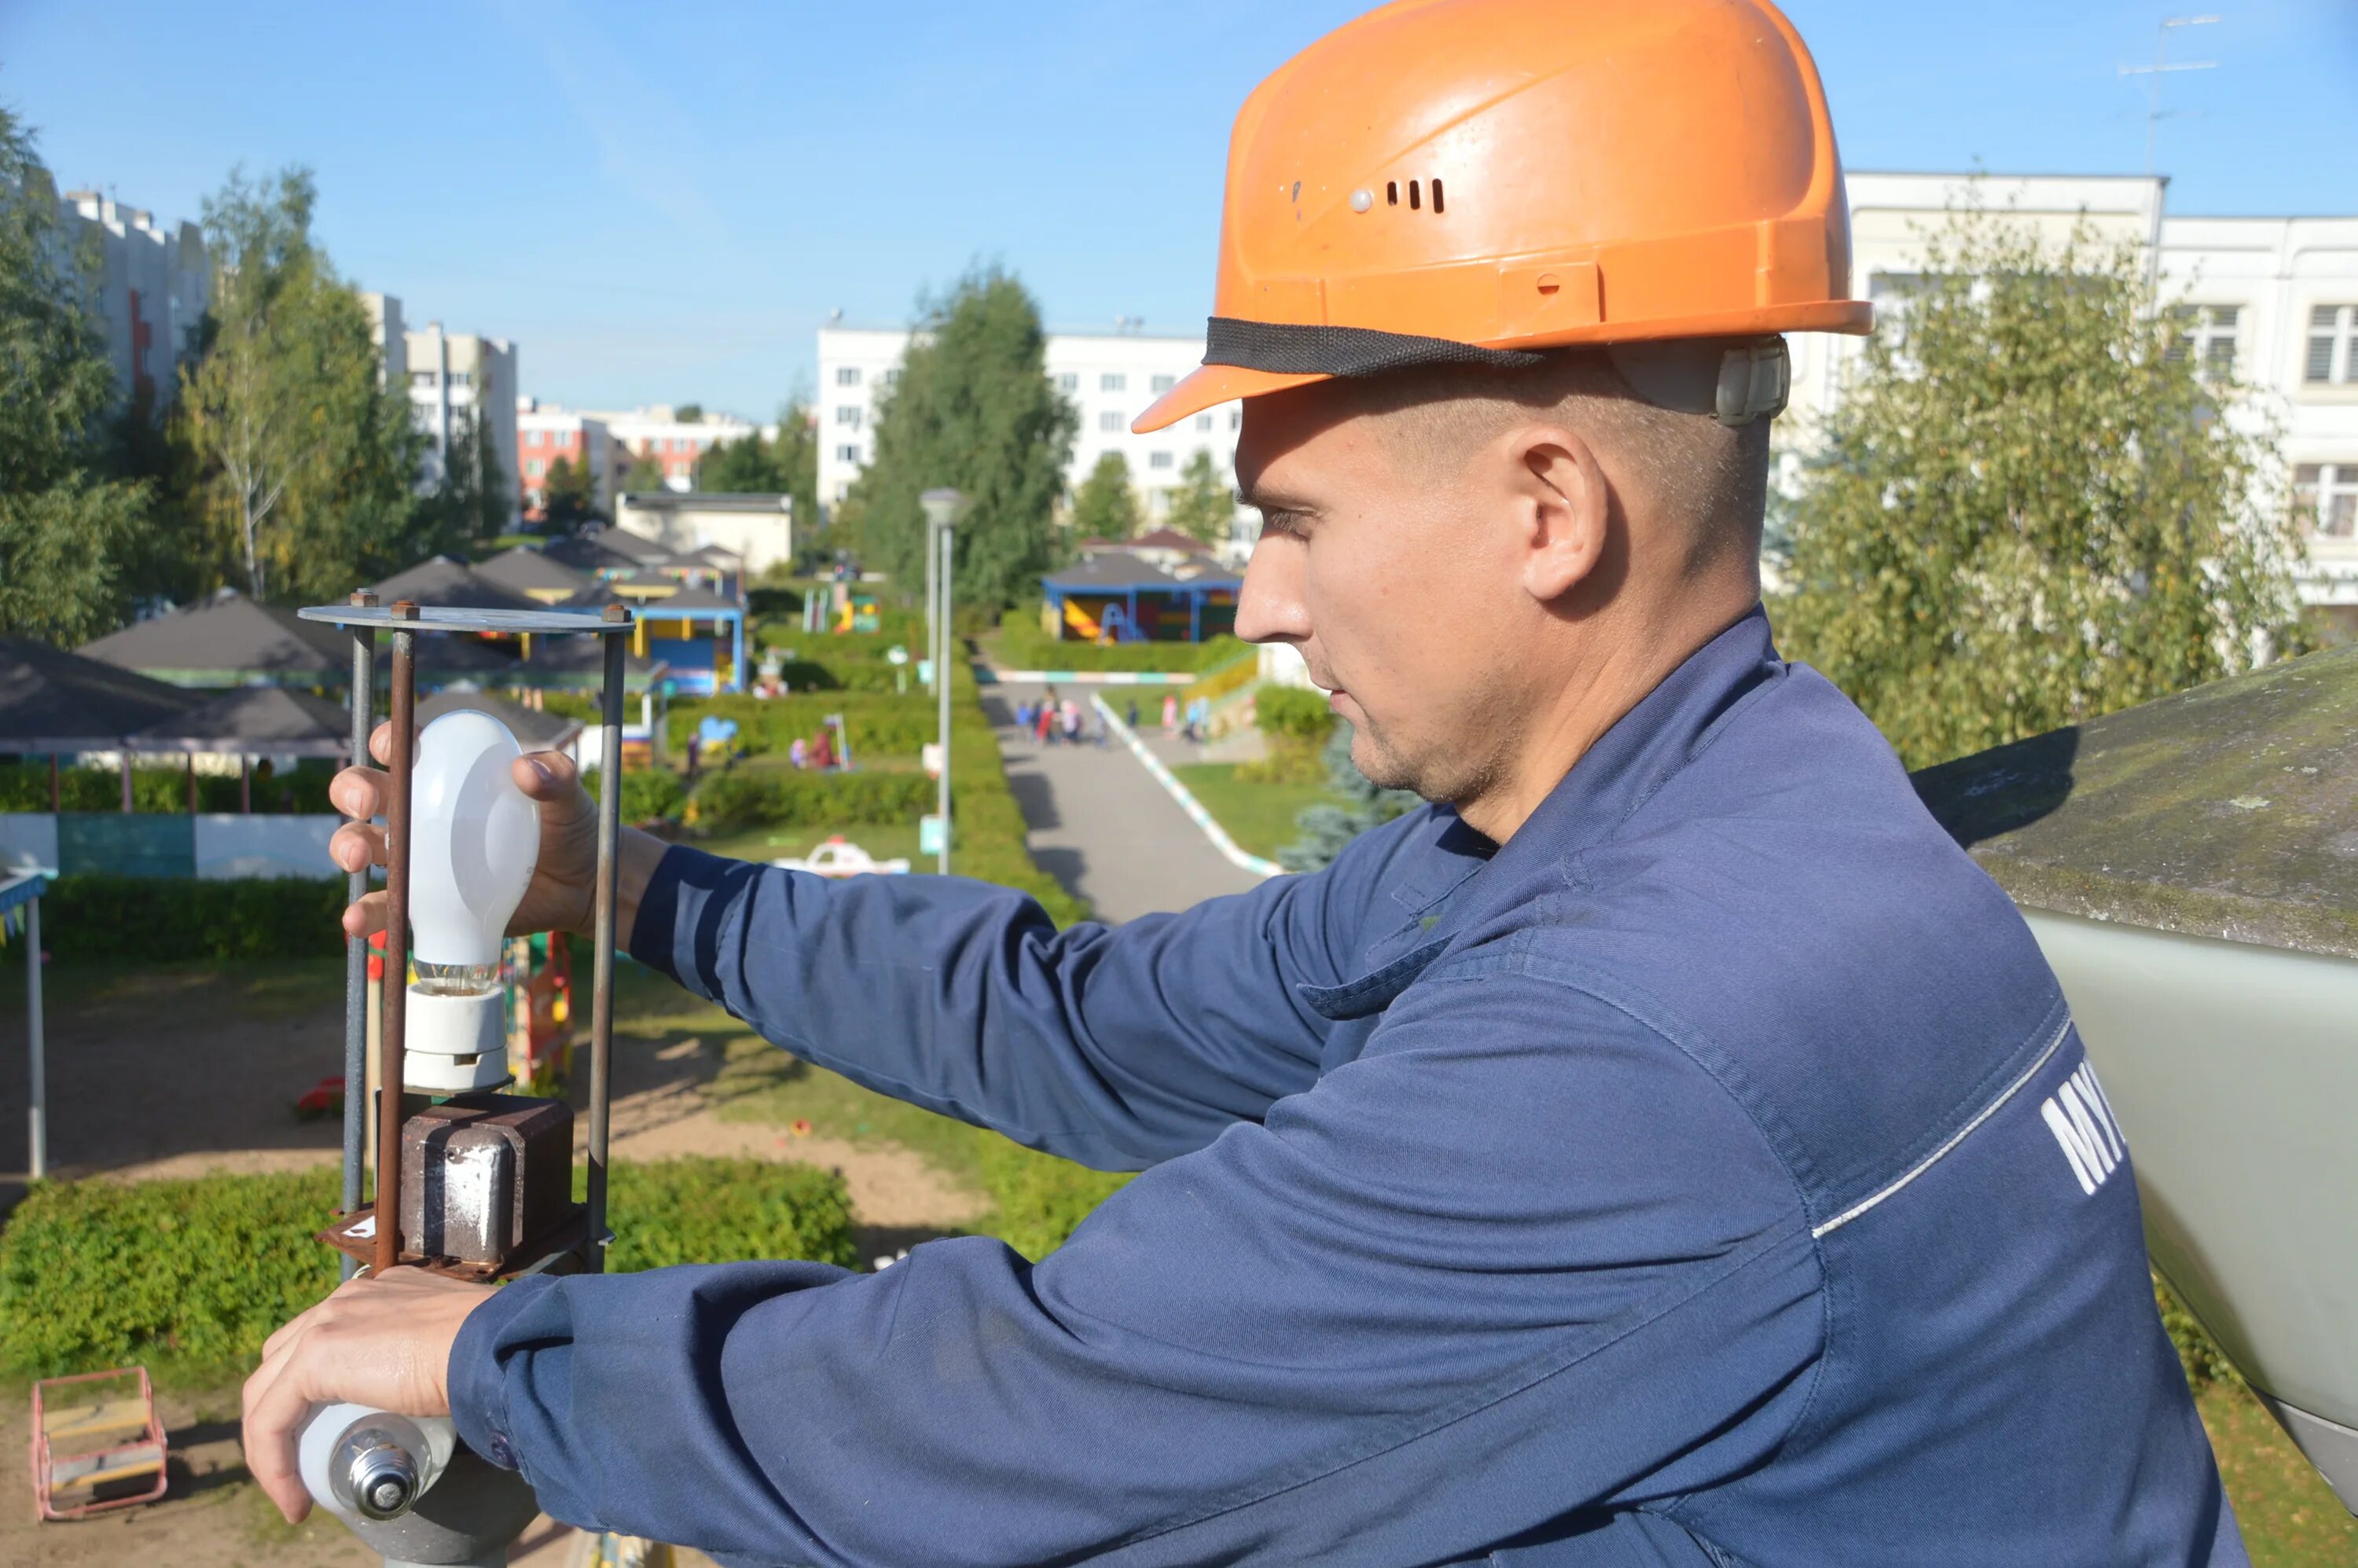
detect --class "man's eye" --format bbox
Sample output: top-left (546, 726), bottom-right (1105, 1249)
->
top-left (1260, 510), bottom-right (1308, 538)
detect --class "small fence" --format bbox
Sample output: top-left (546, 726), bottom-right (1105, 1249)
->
top-left (0, 813), bottom-right (343, 880)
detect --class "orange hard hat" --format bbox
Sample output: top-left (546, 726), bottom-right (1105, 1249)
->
top-left (1134, 0), bottom-right (1871, 435)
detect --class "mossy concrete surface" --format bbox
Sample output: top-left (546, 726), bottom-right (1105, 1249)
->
top-left (1912, 644), bottom-right (2358, 959)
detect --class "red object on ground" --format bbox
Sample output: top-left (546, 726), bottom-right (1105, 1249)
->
top-left (31, 1367), bottom-right (167, 1521)
top-left (296, 1076), bottom-right (346, 1118)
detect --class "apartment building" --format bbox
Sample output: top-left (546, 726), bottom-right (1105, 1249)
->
top-left (593, 405), bottom-right (758, 490)
top-left (1782, 172), bottom-right (2358, 636)
top-left (816, 327), bottom-right (1257, 560)
top-left (516, 401), bottom-right (623, 516)
top-left (57, 188), bottom-right (209, 411)
top-left (405, 321), bottom-right (520, 525)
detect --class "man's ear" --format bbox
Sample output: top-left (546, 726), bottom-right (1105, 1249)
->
top-left (1508, 424), bottom-right (1611, 603)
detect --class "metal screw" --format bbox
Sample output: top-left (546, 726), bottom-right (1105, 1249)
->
top-left (336, 1428), bottom-right (421, 1521)
top-left (602, 600), bottom-right (629, 622)
top-left (351, 589), bottom-right (380, 608)
top-left (391, 599), bottom-right (420, 622)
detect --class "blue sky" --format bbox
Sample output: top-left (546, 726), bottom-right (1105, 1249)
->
top-left (6, 1), bottom-right (2352, 417)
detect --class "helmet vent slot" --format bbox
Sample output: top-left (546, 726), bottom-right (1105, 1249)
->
top-left (1430, 178), bottom-right (1444, 213)
top-left (1408, 180), bottom-right (1422, 210)
top-left (1387, 181), bottom-right (1399, 207)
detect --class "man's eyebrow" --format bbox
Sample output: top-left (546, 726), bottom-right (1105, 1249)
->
top-left (1236, 482), bottom-right (1317, 514)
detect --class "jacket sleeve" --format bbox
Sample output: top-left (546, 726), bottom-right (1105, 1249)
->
top-left (447, 960), bottom-right (1825, 1567)
top-left (626, 833), bottom-right (1380, 1170)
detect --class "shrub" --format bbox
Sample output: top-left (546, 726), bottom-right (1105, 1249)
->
top-left (973, 1134), bottom-right (1133, 1261)
top-left (2156, 1273), bottom-right (2243, 1390)
top-left (582, 766), bottom-right (686, 826)
top-left (1238, 684), bottom-right (1335, 785)
top-left (0, 1159), bottom-right (861, 1383)
top-left (0, 761), bottom-right (337, 814)
top-left (688, 769), bottom-right (934, 833)
top-left (42, 875), bottom-right (348, 963)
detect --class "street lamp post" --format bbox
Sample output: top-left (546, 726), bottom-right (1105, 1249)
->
top-left (920, 488), bottom-right (967, 875)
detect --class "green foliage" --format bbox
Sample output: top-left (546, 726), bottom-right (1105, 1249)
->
top-left (1068, 450), bottom-right (1142, 541)
top-left (697, 405), bottom-right (817, 538)
top-left (1163, 446), bottom-right (1233, 548)
top-left (2156, 1273), bottom-right (2242, 1391)
top-left (0, 107), bottom-right (157, 643)
top-left (688, 768), bottom-right (934, 833)
top-left (540, 453), bottom-right (603, 531)
top-left (41, 874), bottom-right (347, 963)
top-left (597, 1156), bottom-right (861, 1273)
top-left (1281, 721), bottom-right (1421, 872)
top-left (177, 164), bottom-right (450, 604)
top-left (1777, 205), bottom-right (2307, 770)
top-left (580, 765), bottom-right (685, 825)
top-left (994, 609), bottom-right (1248, 673)
top-left (0, 1160), bottom-right (859, 1383)
top-left (843, 266), bottom-right (1078, 612)
top-left (1238, 684), bottom-right (1334, 784)
top-left (674, 402), bottom-right (704, 425)
top-left (670, 692), bottom-right (949, 758)
top-left (623, 453), bottom-right (667, 492)
top-left (973, 1134), bottom-right (1132, 1261)
top-left (0, 759), bottom-right (336, 813)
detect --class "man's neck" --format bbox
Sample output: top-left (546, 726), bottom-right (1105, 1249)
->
top-left (1456, 585), bottom-right (1760, 845)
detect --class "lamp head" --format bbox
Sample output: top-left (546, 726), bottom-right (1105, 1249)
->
top-left (920, 488), bottom-right (967, 530)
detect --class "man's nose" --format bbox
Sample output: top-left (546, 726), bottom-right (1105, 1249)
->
top-left (1234, 536), bottom-right (1310, 645)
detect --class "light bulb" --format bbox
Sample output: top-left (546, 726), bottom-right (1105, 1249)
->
top-left (409, 711), bottom-right (539, 998)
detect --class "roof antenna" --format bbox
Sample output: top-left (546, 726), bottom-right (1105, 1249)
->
top-left (2119, 16), bottom-right (2219, 176)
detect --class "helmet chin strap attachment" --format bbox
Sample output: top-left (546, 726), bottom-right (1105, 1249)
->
top-left (1603, 336), bottom-right (1791, 427)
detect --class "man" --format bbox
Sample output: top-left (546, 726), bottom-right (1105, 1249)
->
top-left (244, 1), bottom-right (2244, 1562)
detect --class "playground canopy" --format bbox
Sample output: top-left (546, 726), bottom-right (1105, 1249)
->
top-left (1040, 555), bottom-right (1242, 644)
top-left (78, 588), bottom-right (352, 689)
top-left (475, 545), bottom-right (598, 606)
top-left (0, 637), bottom-right (198, 755)
top-left (123, 685), bottom-right (353, 759)
top-left (369, 556), bottom-right (546, 614)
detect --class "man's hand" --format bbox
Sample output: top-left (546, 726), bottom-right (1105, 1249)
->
top-left (241, 1269), bottom-right (495, 1523)
top-left (329, 722), bottom-right (667, 946)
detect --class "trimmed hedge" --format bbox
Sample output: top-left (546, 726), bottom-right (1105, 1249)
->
top-left (974, 1135), bottom-right (1133, 1261)
top-left (0, 1159), bottom-right (861, 1383)
top-left (670, 694), bottom-right (946, 760)
top-left (41, 874), bottom-right (348, 963)
top-left (0, 761), bottom-right (337, 815)
top-left (689, 769), bottom-right (934, 833)
top-left (582, 766), bottom-right (687, 826)
top-left (996, 611), bottom-right (1249, 674)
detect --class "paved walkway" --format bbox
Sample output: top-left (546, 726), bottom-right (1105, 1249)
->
top-left (984, 683), bottom-right (1266, 924)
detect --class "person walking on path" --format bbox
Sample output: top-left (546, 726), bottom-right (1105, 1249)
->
top-left (248, 4), bottom-right (2242, 1562)
top-left (1161, 692), bottom-right (1179, 734)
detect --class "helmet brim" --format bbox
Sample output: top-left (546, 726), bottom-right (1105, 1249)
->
top-left (1131, 365), bottom-right (1331, 434)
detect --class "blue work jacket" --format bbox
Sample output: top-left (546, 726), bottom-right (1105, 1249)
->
top-left (450, 608), bottom-right (2244, 1566)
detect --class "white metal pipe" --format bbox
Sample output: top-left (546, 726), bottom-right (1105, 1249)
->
top-left (26, 892), bottom-right (44, 1181)
top-left (937, 524), bottom-right (953, 876)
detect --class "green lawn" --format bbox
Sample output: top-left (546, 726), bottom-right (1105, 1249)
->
top-left (1171, 762), bottom-right (1337, 861)
top-left (2199, 1382), bottom-right (2358, 1565)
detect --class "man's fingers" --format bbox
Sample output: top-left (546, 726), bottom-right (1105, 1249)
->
top-left (330, 821), bottom-right (385, 875)
top-left (513, 749), bottom-right (580, 802)
top-left (244, 1353), bottom-right (318, 1523)
top-left (340, 889), bottom-right (388, 940)
top-left (329, 764), bottom-right (388, 823)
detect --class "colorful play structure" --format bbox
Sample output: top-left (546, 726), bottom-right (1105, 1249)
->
top-left (799, 578), bottom-right (881, 635)
top-left (1040, 556), bottom-right (1243, 644)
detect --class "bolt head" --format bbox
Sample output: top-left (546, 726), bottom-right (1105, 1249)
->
top-left (391, 599), bottom-right (420, 621)
top-left (603, 600), bottom-right (629, 622)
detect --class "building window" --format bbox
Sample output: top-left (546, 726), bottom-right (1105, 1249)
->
top-left (836, 443), bottom-right (862, 463)
top-left (836, 405), bottom-right (863, 428)
top-left (1100, 373), bottom-right (1126, 392)
top-left (1194, 413), bottom-right (1214, 432)
top-left (1229, 409), bottom-right (1242, 430)
top-left (1098, 410), bottom-right (1123, 431)
top-left (1151, 373), bottom-right (1176, 392)
top-left (2307, 306), bottom-right (2358, 384)
top-left (1057, 373), bottom-right (1078, 393)
top-left (526, 458), bottom-right (544, 478)
top-left (2167, 305), bottom-right (2240, 377)
top-left (2295, 463), bottom-right (2358, 538)
top-left (449, 372), bottom-right (472, 388)
top-left (410, 370), bottom-right (436, 388)
top-left (836, 365), bottom-right (861, 386)
top-left (883, 368), bottom-right (901, 386)
top-left (1149, 450), bottom-right (1173, 469)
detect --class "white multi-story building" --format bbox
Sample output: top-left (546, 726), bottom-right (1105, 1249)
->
top-left (57, 188), bottom-right (209, 412)
top-left (816, 326), bottom-right (1256, 559)
top-left (359, 292), bottom-right (406, 387)
top-left (405, 321), bottom-right (520, 525)
top-left (1782, 172), bottom-right (2358, 639)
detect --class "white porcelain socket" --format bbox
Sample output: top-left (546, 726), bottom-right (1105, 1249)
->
top-left (402, 985), bottom-right (509, 1092)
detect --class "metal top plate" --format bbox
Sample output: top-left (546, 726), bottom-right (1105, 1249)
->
top-left (296, 604), bottom-right (633, 633)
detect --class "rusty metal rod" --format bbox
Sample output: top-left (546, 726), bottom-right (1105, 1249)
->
top-left (341, 591), bottom-right (377, 1280)
top-left (375, 610), bottom-right (420, 1275)
top-left (585, 607), bottom-right (627, 1271)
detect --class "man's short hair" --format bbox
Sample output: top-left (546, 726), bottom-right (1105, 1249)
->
top-left (1315, 349), bottom-right (1771, 572)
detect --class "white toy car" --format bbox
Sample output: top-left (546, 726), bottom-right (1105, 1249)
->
top-left (771, 836), bottom-right (910, 878)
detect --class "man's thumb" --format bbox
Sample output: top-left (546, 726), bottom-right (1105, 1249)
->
top-left (515, 750), bottom-right (581, 799)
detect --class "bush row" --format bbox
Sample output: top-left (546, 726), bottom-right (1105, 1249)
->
top-left (582, 766), bottom-right (688, 828)
top-left (670, 693), bottom-right (947, 761)
top-left (995, 611), bottom-right (1249, 674)
top-left (687, 769), bottom-right (936, 833)
top-left (39, 874), bottom-right (348, 964)
top-left (0, 1159), bottom-right (861, 1383)
top-left (0, 762), bottom-right (337, 815)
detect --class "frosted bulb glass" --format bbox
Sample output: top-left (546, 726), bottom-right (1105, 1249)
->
top-left (409, 711), bottom-right (540, 993)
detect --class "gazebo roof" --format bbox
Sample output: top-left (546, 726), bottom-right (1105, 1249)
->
top-left (0, 637), bottom-right (200, 752)
top-left (369, 556), bottom-right (545, 613)
top-left (1043, 555), bottom-right (1190, 590)
top-left (79, 588), bottom-right (350, 681)
top-left (124, 685), bottom-right (353, 757)
top-left (416, 690), bottom-right (584, 752)
top-left (1913, 643), bottom-right (2358, 960)
top-left (475, 545), bottom-right (596, 598)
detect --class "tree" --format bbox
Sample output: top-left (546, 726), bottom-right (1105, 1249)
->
top-left (674, 402), bottom-right (703, 425)
top-left (1776, 204), bottom-right (2306, 770)
top-left (176, 166), bottom-right (430, 602)
top-left (623, 452), bottom-right (667, 492)
top-left (0, 107), bottom-right (157, 642)
top-left (541, 454), bottom-right (602, 530)
top-left (1068, 451), bottom-right (1142, 540)
top-left (1280, 721), bottom-right (1421, 872)
top-left (1164, 447), bottom-right (1232, 547)
top-left (843, 265), bottom-right (1077, 612)
top-left (697, 406), bottom-right (819, 543)
top-left (434, 408), bottom-right (512, 546)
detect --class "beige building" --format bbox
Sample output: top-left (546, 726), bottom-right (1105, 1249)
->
top-left (615, 491), bottom-right (792, 576)
top-left (405, 321), bottom-right (520, 526)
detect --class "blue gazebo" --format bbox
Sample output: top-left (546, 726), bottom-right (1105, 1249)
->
top-left (1041, 556), bottom-right (1241, 644)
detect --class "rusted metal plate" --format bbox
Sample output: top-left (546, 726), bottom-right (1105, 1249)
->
top-left (1912, 644), bottom-right (2358, 959)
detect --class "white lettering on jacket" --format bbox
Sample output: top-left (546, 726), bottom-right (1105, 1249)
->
top-left (2040, 1059), bottom-right (2127, 1197)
